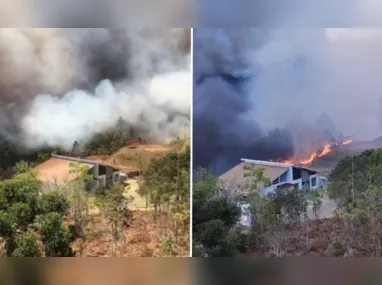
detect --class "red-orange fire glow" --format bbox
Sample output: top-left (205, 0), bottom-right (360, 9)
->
top-left (341, 139), bottom-right (353, 145)
top-left (279, 139), bottom-right (352, 165)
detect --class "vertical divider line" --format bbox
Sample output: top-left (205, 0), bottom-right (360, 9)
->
top-left (189, 27), bottom-right (194, 258)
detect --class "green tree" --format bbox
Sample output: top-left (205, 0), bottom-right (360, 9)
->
top-left (98, 185), bottom-right (132, 256)
top-left (243, 164), bottom-right (271, 192)
top-left (328, 149), bottom-right (382, 252)
top-left (307, 190), bottom-right (323, 219)
top-left (69, 162), bottom-right (94, 183)
top-left (0, 171), bottom-right (74, 257)
top-left (36, 212), bottom-right (75, 257)
top-left (84, 130), bottom-right (132, 156)
top-left (142, 147), bottom-right (190, 221)
top-left (269, 188), bottom-right (307, 221)
top-left (242, 164), bottom-right (309, 255)
top-left (71, 140), bottom-right (81, 156)
top-left (0, 173), bottom-right (40, 255)
top-left (38, 191), bottom-right (70, 215)
top-left (68, 162), bottom-right (93, 237)
top-left (361, 187), bottom-right (382, 255)
top-left (193, 168), bottom-right (241, 257)
top-left (13, 160), bottom-right (33, 175)
top-left (242, 164), bottom-right (276, 251)
top-left (329, 149), bottom-right (382, 204)
top-left (11, 231), bottom-right (40, 257)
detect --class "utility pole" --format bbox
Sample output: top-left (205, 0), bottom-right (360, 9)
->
top-left (351, 152), bottom-right (356, 246)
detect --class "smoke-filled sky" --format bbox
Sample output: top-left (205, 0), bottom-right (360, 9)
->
top-left (0, 28), bottom-right (191, 150)
top-left (196, 0), bottom-right (382, 26)
top-left (0, 0), bottom-right (191, 27)
top-left (194, 28), bottom-right (382, 174)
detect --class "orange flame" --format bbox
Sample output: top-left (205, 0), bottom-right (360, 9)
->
top-left (318, 143), bottom-right (332, 157)
top-left (279, 139), bottom-right (351, 165)
top-left (341, 139), bottom-right (353, 145)
top-left (300, 153), bottom-right (318, 165)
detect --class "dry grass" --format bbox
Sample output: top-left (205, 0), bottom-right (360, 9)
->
top-left (72, 211), bottom-right (189, 257)
top-left (123, 179), bottom-right (152, 210)
top-left (244, 217), bottom-right (377, 257)
top-left (34, 158), bottom-right (92, 184)
top-left (2, 140), bottom-right (190, 257)
top-left (87, 140), bottom-right (189, 173)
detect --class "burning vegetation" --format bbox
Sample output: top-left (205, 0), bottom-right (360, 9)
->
top-left (280, 139), bottom-right (353, 166)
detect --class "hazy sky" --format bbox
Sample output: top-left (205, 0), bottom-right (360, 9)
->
top-left (244, 28), bottom-right (382, 140)
top-left (193, 28), bottom-right (382, 172)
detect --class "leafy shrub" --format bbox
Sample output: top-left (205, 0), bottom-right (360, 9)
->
top-left (330, 241), bottom-right (346, 257)
top-left (11, 231), bottom-right (40, 257)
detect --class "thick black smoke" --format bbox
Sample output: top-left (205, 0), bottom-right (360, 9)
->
top-left (0, 28), bottom-right (190, 152)
top-left (193, 74), bottom-right (294, 175)
top-left (193, 28), bottom-right (382, 175)
top-left (193, 29), bottom-right (295, 175)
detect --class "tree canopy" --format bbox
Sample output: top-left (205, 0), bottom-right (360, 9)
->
top-left (192, 168), bottom-right (242, 257)
top-left (328, 149), bottom-right (382, 201)
top-left (0, 172), bottom-right (74, 257)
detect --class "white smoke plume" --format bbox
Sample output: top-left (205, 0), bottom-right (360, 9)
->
top-left (22, 71), bottom-right (190, 149)
top-left (0, 28), bottom-right (190, 150)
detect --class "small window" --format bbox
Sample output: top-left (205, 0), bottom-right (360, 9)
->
top-left (279, 171), bottom-right (288, 182)
top-left (311, 177), bottom-right (317, 187)
top-left (113, 173), bottom-right (119, 183)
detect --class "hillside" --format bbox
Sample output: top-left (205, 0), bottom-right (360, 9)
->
top-left (0, 138), bottom-right (190, 257)
top-left (87, 139), bottom-right (189, 172)
top-left (301, 139), bottom-right (381, 176)
top-left (76, 140), bottom-right (190, 257)
top-left (193, 148), bottom-right (382, 257)
top-left (75, 139), bottom-right (190, 256)
top-left (242, 218), bottom-right (374, 257)
top-left (309, 145), bottom-right (364, 176)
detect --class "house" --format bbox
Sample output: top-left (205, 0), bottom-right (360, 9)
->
top-left (35, 154), bottom-right (123, 190)
top-left (219, 158), bottom-right (328, 226)
top-left (220, 159), bottom-right (328, 195)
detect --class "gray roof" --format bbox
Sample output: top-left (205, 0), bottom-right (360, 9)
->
top-left (219, 161), bottom-right (289, 193)
top-left (220, 159), bottom-right (319, 194)
top-left (240, 158), bottom-right (317, 173)
top-left (50, 154), bottom-right (117, 169)
top-left (51, 154), bottom-right (100, 165)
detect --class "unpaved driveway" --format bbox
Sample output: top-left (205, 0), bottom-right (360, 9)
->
top-left (123, 179), bottom-right (153, 210)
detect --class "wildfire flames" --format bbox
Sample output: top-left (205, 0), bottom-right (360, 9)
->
top-left (280, 139), bottom-right (353, 166)
top-left (341, 139), bottom-right (352, 145)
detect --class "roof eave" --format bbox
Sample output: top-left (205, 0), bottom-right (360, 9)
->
top-left (240, 158), bottom-right (318, 173)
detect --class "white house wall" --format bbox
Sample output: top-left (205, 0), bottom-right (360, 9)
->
top-left (91, 165), bottom-right (99, 177)
top-left (239, 173), bottom-right (326, 228)
top-left (112, 172), bottom-right (120, 184)
top-left (317, 176), bottom-right (329, 190)
top-left (240, 203), bottom-right (251, 227)
top-left (310, 174), bottom-right (318, 190)
top-left (286, 166), bottom-right (293, 181)
top-left (261, 173), bottom-right (320, 195)
top-left (98, 175), bottom-right (106, 187)
top-left (226, 159), bottom-right (330, 227)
